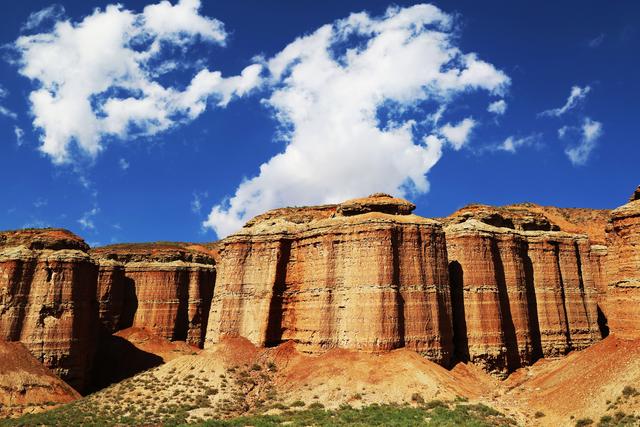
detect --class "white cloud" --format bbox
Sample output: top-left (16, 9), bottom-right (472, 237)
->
top-left (118, 158), bottom-right (130, 170)
top-left (78, 207), bottom-right (99, 230)
top-left (588, 33), bottom-right (605, 48)
top-left (191, 191), bottom-right (208, 214)
top-left (439, 118), bottom-right (476, 150)
top-left (33, 198), bottom-right (48, 208)
top-left (0, 85), bottom-right (16, 119)
top-left (14, 0), bottom-right (262, 164)
top-left (204, 4), bottom-right (510, 238)
top-left (564, 117), bottom-right (603, 166)
top-left (487, 99), bottom-right (507, 115)
top-left (14, 126), bottom-right (25, 146)
top-left (540, 85), bottom-right (591, 117)
top-left (22, 4), bottom-right (66, 32)
top-left (497, 134), bottom-right (540, 153)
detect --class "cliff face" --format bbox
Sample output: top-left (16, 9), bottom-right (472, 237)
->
top-left (605, 189), bottom-right (640, 338)
top-left (0, 229), bottom-right (98, 392)
top-left (91, 244), bottom-right (216, 347)
top-left (205, 194), bottom-right (454, 366)
top-left (443, 206), bottom-right (601, 375)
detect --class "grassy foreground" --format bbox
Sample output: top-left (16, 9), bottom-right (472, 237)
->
top-left (1, 401), bottom-right (516, 426)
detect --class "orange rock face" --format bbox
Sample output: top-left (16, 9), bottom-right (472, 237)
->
top-left (605, 192), bottom-right (640, 339)
top-left (444, 206), bottom-right (602, 375)
top-left (0, 229), bottom-right (98, 391)
top-left (91, 244), bottom-right (216, 347)
top-left (205, 194), bottom-right (454, 366)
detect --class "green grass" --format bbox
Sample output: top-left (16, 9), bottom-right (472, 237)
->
top-left (1, 401), bottom-right (515, 427)
top-left (197, 403), bottom-right (515, 426)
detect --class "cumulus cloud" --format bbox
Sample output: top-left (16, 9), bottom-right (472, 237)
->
top-left (439, 118), bottom-right (476, 150)
top-left (204, 4), bottom-right (510, 238)
top-left (14, 0), bottom-right (262, 164)
top-left (487, 99), bottom-right (507, 115)
top-left (497, 134), bottom-right (540, 153)
top-left (118, 158), bottom-right (130, 170)
top-left (563, 117), bottom-right (603, 166)
top-left (540, 85), bottom-right (591, 117)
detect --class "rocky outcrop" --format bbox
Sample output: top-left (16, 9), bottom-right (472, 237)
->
top-left (444, 206), bottom-right (601, 375)
top-left (604, 189), bottom-right (640, 339)
top-left (0, 340), bottom-right (80, 417)
top-left (91, 244), bottom-right (216, 347)
top-left (205, 194), bottom-right (454, 366)
top-left (0, 229), bottom-right (98, 392)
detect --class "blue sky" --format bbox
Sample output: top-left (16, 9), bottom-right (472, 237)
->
top-left (0, 1), bottom-right (638, 245)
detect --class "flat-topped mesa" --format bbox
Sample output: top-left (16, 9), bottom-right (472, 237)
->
top-left (0, 229), bottom-right (97, 392)
top-left (444, 207), bottom-right (602, 376)
top-left (205, 194), bottom-right (454, 366)
top-left (91, 243), bottom-right (216, 347)
top-left (605, 188), bottom-right (640, 339)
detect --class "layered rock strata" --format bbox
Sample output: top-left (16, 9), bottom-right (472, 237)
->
top-left (205, 194), bottom-right (454, 366)
top-left (91, 244), bottom-right (216, 347)
top-left (604, 188), bottom-right (640, 338)
top-left (444, 207), bottom-right (601, 375)
top-left (0, 229), bottom-right (98, 391)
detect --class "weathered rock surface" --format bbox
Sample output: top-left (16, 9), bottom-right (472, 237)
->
top-left (0, 229), bottom-right (98, 392)
top-left (605, 191), bottom-right (640, 339)
top-left (205, 194), bottom-right (454, 366)
top-left (0, 340), bottom-right (79, 417)
top-left (444, 206), bottom-right (601, 375)
top-left (91, 243), bottom-right (216, 347)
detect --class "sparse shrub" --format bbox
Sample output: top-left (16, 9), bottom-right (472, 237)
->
top-left (290, 400), bottom-right (305, 407)
top-left (352, 393), bottom-right (362, 400)
top-left (575, 418), bottom-right (593, 427)
top-left (251, 363), bottom-right (262, 371)
top-left (411, 393), bottom-right (425, 404)
top-left (534, 411), bottom-right (545, 418)
top-left (622, 386), bottom-right (639, 398)
top-left (308, 402), bottom-right (325, 409)
top-left (267, 361), bottom-right (277, 372)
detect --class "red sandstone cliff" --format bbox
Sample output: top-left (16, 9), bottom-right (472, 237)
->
top-left (205, 194), bottom-right (455, 366)
top-left (444, 207), bottom-right (601, 375)
top-left (0, 229), bottom-right (97, 392)
top-left (91, 243), bottom-right (216, 348)
top-left (604, 187), bottom-right (640, 338)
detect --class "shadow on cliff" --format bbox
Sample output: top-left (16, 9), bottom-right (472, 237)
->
top-left (87, 329), bottom-right (163, 394)
top-left (449, 261), bottom-right (469, 363)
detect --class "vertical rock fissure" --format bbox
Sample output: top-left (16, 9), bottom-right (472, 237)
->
top-left (573, 241), bottom-right (594, 336)
top-left (391, 227), bottom-right (405, 348)
top-left (522, 243), bottom-right (543, 362)
top-left (197, 270), bottom-right (215, 348)
top-left (553, 242), bottom-right (572, 350)
top-left (173, 271), bottom-right (190, 341)
top-left (491, 240), bottom-right (520, 371)
top-left (264, 239), bottom-right (291, 347)
top-left (448, 261), bottom-right (469, 363)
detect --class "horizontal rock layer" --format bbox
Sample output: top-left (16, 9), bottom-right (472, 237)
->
top-left (205, 194), bottom-right (454, 366)
top-left (605, 196), bottom-right (640, 338)
top-left (0, 229), bottom-right (98, 391)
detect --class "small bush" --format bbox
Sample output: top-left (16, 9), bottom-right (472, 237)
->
top-left (411, 393), bottom-right (425, 404)
top-left (534, 411), bottom-right (545, 418)
top-left (622, 386), bottom-right (639, 398)
top-left (307, 402), bottom-right (325, 409)
top-left (290, 400), bottom-right (305, 407)
top-left (575, 418), bottom-right (593, 427)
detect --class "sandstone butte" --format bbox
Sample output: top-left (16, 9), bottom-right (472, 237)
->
top-left (0, 189), bottom-right (638, 393)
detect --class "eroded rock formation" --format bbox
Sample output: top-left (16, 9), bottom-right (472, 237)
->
top-left (0, 229), bottom-right (98, 391)
top-left (604, 187), bottom-right (640, 338)
top-left (444, 206), bottom-right (601, 375)
top-left (205, 194), bottom-right (454, 366)
top-left (91, 243), bottom-right (216, 347)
